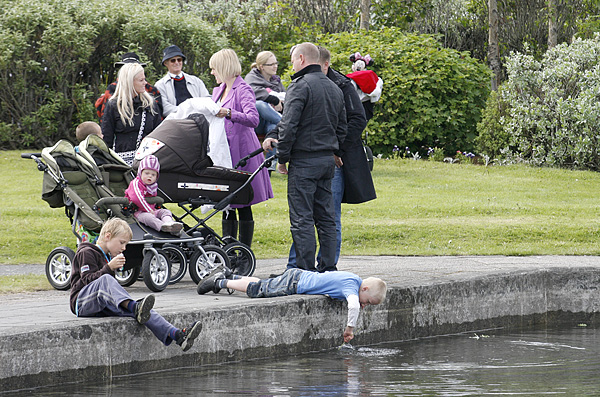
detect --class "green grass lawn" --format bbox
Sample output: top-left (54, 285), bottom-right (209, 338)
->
top-left (2, 150), bottom-right (600, 267)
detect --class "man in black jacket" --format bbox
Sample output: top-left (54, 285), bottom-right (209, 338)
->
top-left (263, 42), bottom-right (347, 272)
top-left (286, 46), bottom-right (377, 272)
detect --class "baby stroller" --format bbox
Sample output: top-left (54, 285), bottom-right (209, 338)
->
top-left (135, 115), bottom-right (273, 283)
top-left (22, 136), bottom-right (230, 292)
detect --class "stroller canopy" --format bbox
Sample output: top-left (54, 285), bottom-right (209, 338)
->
top-left (135, 114), bottom-right (213, 176)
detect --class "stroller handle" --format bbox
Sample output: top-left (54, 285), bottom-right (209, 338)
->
top-left (234, 142), bottom-right (278, 169)
top-left (234, 147), bottom-right (266, 169)
top-left (95, 196), bottom-right (164, 208)
top-left (21, 153), bottom-right (42, 159)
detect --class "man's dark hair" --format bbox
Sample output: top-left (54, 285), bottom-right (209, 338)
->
top-left (317, 46), bottom-right (331, 65)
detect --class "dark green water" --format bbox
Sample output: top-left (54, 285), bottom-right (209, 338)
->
top-left (17, 326), bottom-right (600, 396)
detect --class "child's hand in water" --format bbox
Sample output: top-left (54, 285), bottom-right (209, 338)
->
top-left (343, 326), bottom-right (354, 343)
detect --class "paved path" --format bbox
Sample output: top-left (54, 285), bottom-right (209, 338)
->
top-left (2, 255), bottom-right (600, 336)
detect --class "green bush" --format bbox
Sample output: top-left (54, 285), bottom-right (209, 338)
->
top-left (318, 28), bottom-right (491, 156)
top-left (485, 37), bottom-right (600, 170)
top-left (0, 0), bottom-right (226, 149)
top-left (475, 89), bottom-right (511, 159)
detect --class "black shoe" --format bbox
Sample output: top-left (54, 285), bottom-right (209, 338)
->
top-left (134, 294), bottom-right (155, 324)
top-left (175, 322), bottom-right (203, 352)
top-left (196, 271), bottom-right (225, 295)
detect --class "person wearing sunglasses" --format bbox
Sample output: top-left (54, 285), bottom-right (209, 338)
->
top-left (244, 51), bottom-right (286, 174)
top-left (155, 45), bottom-right (210, 117)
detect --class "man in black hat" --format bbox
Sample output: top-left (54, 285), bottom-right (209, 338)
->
top-left (155, 45), bottom-right (210, 117)
top-left (95, 52), bottom-right (162, 119)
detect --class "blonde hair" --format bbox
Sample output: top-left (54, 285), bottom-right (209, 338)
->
top-left (362, 277), bottom-right (387, 304)
top-left (98, 217), bottom-right (133, 242)
top-left (75, 121), bottom-right (101, 142)
top-left (209, 49), bottom-right (242, 80)
top-left (111, 63), bottom-right (156, 127)
top-left (251, 51), bottom-right (275, 70)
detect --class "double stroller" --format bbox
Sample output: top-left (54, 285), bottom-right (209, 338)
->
top-left (23, 114), bottom-right (273, 292)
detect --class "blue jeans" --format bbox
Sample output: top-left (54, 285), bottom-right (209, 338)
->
top-left (246, 268), bottom-right (303, 298)
top-left (255, 101), bottom-right (281, 169)
top-left (76, 274), bottom-right (176, 345)
top-left (288, 165), bottom-right (343, 271)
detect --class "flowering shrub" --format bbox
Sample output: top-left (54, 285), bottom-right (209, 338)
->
top-left (477, 36), bottom-right (600, 170)
top-left (455, 150), bottom-right (475, 164)
top-left (428, 147), bottom-right (446, 162)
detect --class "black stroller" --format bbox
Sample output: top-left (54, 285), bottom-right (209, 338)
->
top-left (136, 115), bottom-right (274, 283)
top-left (23, 115), bottom-right (273, 292)
top-left (23, 137), bottom-right (234, 292)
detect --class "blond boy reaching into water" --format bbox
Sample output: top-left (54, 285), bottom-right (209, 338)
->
top-left (197, 268), bottom-right (387, 342)
top-left (70, 217), bottom-right (201, 351)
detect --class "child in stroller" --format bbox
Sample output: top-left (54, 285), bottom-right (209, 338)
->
top-left (22, 136), bottom-right (231, 293)
top-left (125, 154), bottom-right (183, 235)
top-left (23, 115), bottom-right (274, 293)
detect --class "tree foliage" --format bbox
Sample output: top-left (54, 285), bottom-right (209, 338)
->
top-left (477, 36), bottom-right (600, 170)
top-left (0, 0), bottom-right (226, 149)
top-left (319, 28), bottom-right (491, 156)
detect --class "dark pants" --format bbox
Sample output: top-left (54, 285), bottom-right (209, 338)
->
top-left (287, 156), bottom-right (336, 271)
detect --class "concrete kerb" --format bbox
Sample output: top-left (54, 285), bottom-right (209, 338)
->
top-left (2, 256), bottom-right (600, 392)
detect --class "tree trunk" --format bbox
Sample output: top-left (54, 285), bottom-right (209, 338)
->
top-left (548, 0), bottom-right (558, 48)
top-left (360, 0), bottom-right (370, 31)
top-left (488, 0), bottom-right (501, 91)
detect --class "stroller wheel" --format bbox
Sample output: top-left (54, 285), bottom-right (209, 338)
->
top-left (45, 247), bottom-right (75, 290)
top-left (142, 249), bottom-right (171, 292)
top-left (116, 266), bottom-right (140, 287)
top-left (189, 245), bottom-right (230, 284)
top-left (163, 244), bottom-right (187, 285)
top-left (224, 242), bottom-right (256, 277)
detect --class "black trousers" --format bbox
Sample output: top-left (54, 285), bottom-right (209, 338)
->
top-left (287, 156), bottom-right (336, 271)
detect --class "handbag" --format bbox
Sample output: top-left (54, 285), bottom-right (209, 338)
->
top-left (114, 110), bottom-right (146, 166)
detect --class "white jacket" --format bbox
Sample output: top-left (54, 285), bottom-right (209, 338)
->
top-left (155, 72), bottom-right (210, 117)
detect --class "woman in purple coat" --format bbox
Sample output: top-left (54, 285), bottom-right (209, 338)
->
top-left (210, 49), bottom-right (274, 247)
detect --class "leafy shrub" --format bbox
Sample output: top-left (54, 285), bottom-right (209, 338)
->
top-left (318, 28), bottom-right (491, 156)
top-left (487, 37), bottom-right (600, 170)
top-left (475, 88), bottom-right (510, 159)
top-left (0, 0), bottom-right (226, 149)
top-left (181, 0), bottom-right (321, 74)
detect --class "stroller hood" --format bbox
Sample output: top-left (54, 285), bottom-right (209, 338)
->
top-left (134, 114), bottom-right (213, 176)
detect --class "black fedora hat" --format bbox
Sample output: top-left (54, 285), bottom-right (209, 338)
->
top-left (115, 52), bottom-right (147, 67)
top-left (161, 45), bottom-right (186, 64)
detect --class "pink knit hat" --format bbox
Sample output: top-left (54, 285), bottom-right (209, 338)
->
top-left (138, 154), bottom-right (160, 176)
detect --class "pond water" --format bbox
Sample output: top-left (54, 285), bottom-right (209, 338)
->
top-left (18, 325), bottom-right (600, 396)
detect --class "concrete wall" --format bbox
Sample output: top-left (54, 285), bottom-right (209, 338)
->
top-left (3, 267), bottom-right (600, 391)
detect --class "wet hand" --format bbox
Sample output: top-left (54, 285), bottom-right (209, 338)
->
top-left (343, 326), bottom-right (354, 343)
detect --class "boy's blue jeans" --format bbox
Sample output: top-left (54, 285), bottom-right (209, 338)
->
top-left (76, 274), bottom-right (175, 345)
top-left (246, 268), bottom-right (303, 298)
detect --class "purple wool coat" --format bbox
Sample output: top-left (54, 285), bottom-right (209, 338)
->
top-left (212, 76), bottom-right (273, 207)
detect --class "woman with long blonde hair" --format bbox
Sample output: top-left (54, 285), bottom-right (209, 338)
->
top-left (102, 63), bottom-right (162, 165)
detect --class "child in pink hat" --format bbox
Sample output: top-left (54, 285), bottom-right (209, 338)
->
top-left (125, 155), bottom-right (183, 235)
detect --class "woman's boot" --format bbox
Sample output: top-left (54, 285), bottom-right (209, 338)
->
top-left (238, 220), bottom-right (255, 247)
top-left (222, 218), bottom-right (238, 239)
